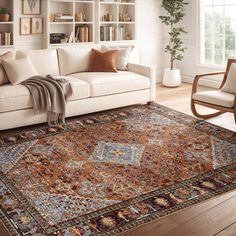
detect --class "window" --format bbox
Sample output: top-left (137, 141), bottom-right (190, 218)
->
top-left (201, 0), bottom-right (236, 66)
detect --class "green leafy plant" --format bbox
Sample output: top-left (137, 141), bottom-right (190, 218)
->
top-left (159, 0), bottom-right (188, 70)
top-left (0, 7), bottom-right (9, 14)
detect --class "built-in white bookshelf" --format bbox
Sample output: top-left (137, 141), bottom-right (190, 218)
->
top-left (0, 0), bottom-right (14, 52)
top-left (99, 0), bottom-right (136, 43)
top-left (47, 0), bottom-right (95, 47)
top-left (46, 0), bottom-right (135, 47)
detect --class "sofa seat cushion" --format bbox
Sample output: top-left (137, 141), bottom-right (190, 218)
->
top-left (70, 71), bottom-right (150, 97)
top-left (192, 90), bottom-right (235, 108)
top-left (0, 76), bottom-right (90, 113)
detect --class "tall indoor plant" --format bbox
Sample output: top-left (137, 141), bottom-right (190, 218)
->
top-left (159, 0), bottom-right (188, 87)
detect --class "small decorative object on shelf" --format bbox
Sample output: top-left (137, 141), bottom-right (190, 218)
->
top-left (101, 14), bottom-right (113, 22)
top-left (0, 8), bottom-right (10, 22)
top-left (75, 12), bottom-right (86, 22)
top-left (119, 13), bottom-right (131, 22)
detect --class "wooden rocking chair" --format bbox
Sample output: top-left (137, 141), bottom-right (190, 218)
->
top-left (191, 59), bottom-right (236, 123)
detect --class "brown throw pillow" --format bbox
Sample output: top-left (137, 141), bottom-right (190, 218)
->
top-left (88, 48), bottom-right (118, 72)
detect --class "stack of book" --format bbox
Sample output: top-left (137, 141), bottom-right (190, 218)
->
top-left (50, 33), bottom-right (66, 44)
top-left (75, 25), bottom-right (90, 42)
top-left (54, 14), bottom-right (73, 22)
top-left (0, 32), bottom-right (13, 46)
top-left (100, 25), bottom-right (128, 41)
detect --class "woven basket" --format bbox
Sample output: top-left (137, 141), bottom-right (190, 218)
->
top-left (0, 14), bottom-right (10, 22)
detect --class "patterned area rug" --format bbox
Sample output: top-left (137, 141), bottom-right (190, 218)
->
top-left (1, 104), bottom-right (236, 236)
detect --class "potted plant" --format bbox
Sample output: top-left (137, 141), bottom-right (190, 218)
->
top-left (0, 8), bottom-right (10, 22)
top-left (159, 0), bottom-right (188, 87)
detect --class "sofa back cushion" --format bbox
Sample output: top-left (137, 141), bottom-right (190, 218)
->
top-left (221, 63), bottom-right (236, 95)
top-left (57, 46), bottom-right (97, 75)
top-left (16, 49), bottom-right (60, 76)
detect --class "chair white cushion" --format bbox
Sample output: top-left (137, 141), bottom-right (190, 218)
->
top-left (16, 49), bottom-right (60, 77)
top-left (57, 46), bottom-right (98, 75)
top-left (192, 90), bottom-right (235, 108)
top-left (0, 76), bottom-right (90, 113)
top-left (1, 56), bottom-right (39, 85)
top-left (221, 63), bottom-right (236, 95)
top-left (70, 71), bottom-right (150, 97)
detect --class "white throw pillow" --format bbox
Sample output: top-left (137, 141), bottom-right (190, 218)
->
top-left (101, 45), bottom-right (134, 71)
top-left (0, 51), bottom-right (15, 85)
top-left (1, 56), bottom-right (39, 85)
top-left (221, 63), bottom-right (236, 95)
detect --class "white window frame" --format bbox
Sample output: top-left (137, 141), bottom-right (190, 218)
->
top-left (198, 0), bottom-right (235, 69)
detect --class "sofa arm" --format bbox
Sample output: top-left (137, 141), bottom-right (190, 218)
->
top-left (127, 63), bottom-right (156, 102)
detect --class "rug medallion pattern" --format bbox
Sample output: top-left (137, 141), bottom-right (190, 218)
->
top-left (0, 104), bottom-right (236, 235)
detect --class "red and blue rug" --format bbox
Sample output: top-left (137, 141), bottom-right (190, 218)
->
top-left (0, 104), bottom-right (236, 235)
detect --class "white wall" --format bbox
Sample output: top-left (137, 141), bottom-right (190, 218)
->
top-left (13, 0), bottom-right (47, 51)
top-left (176, 0), bottom-right (225, 88)
top-left (135, 0), bottom-right (165, 81)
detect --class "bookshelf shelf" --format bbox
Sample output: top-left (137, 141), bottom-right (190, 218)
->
top-left (0, 45), bottom-right (14, 48)
top-left (120, 3), bottom-right (135, 5)
top-left (118, 21), bottom-right (135, 24)
top-left (50, 22), bottom-right (74, 25)
top-left (0, 21), bottom-right (14, 25)
top-left (100, 2), bottom-right (118, 5)
top-left (75, 21), bottom-right (94, 24)
top-left (100, 21), bottom-right (118, 24)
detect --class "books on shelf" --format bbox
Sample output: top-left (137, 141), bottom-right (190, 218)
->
top-left (0, 32), bottom-right (13, 46)
top-left (100, 25), bottom-right (130, 41)
top-left (52, 13), bottom-right (74, 22)
top-left (50, 33), bottom-right (66, 44)
top-left (75, 25), bottom-right (90, 42)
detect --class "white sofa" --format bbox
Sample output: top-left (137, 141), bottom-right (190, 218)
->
top-left (0, 46), bottom-right (156, 130)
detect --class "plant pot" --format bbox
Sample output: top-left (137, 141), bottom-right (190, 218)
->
top-left (162, 68), bottom-right (181, 87)
top-left (0, 14), bottom-right (10, 22)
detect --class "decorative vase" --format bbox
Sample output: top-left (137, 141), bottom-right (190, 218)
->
top-left (163, 68), bottom-right (181, 87)
top-left (0, 14), bottom-right (10, 22)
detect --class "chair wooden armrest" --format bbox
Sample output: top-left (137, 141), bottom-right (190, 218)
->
top-left (191, 59), bottom-right (236, 123)
top-left (191, 72), bottom-right (226, 95)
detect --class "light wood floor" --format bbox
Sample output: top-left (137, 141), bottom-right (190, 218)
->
top-left (120, 83), bottom-right (236, 236)
top-left (1, 83), bottom-right (236, 236)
